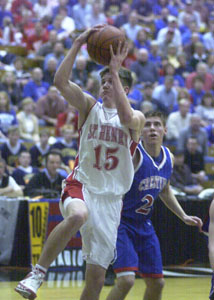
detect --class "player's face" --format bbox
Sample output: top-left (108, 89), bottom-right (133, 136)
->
top-left (46, 154), bottom-right (61, 177)
top-left (100, 73), bottom-right (114, 104)
top-left (141, 117), bottom-right (166, 145)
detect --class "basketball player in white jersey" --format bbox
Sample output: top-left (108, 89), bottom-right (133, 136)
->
top-left (15, 24), bottom-right (145, 300)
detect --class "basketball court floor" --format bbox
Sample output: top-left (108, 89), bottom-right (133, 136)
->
top-left (0, 266), bottom-right (212, 300)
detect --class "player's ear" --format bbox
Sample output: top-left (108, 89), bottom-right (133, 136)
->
top-left (124, 86), bottom-right (130, 95)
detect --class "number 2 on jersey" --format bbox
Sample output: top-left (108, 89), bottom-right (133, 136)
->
top-left (93, 145), bottom-right (119, 171)
top-left (135, 194), bottom-right (154, 215)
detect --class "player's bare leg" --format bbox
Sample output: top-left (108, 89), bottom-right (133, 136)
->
top-left (37, 201), bottom-right (88, 268)
top-left (143, 278), bottom-right (165, 300)
top-left (106, 275), bottom-right (135, 300)
top-left (15, 201), bottom-right (88, 299)
top-left (80, 264), bottom-right (106, 300)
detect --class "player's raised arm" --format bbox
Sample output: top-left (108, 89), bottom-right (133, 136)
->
top-left (54, 26), bottom-right (103, 116)
top-left (109, 42), bottom-right (145, 140)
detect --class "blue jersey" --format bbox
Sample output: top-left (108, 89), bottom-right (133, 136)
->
top-left (121, 142), bottom-right (173, 225)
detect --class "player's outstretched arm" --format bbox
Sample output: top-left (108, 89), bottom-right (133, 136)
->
top-left (209, 199), bottom-right (214, 270)
top-left (109, 42), bottom-right (145, 140)
top-left (159, 182), bottom-right (203, 229)
top-left (54, 26), bottom-right (104, 115)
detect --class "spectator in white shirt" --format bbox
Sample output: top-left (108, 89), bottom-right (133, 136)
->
top-left (166, 98), bottom-right (191, 143)
top-left (122, 11), bottom-right (142, 42)
top-left (157, 15), bottom-right (182, 52)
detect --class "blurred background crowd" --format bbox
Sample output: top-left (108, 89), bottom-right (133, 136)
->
top-left (0, 0), bottom-right (214, 199)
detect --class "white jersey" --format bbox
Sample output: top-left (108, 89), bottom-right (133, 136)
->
top-left (67, 102), bottom-right (138, 196)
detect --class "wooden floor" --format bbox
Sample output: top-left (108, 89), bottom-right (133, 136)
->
top-left (1, 277), bottom-right (211, 300)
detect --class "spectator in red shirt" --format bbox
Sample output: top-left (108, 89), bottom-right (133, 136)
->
top-left (26, 21), bottom-right (49, 53)
top-left (185, 62), bottom-right (214, 92)
top-left (11, 0), bottom-right (34, 25)
top-left (55, 104), bottom-right (78, 137)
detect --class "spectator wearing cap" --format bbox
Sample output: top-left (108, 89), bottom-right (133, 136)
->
top-left (157, 15), bottom-right (182, 52)
top-left (130, 48), bottom-right (159, 84)
top-left (178, 0), bottom-right (201, 28)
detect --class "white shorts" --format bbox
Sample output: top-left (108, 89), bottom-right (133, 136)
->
top-left (59, 184), bottom-right (123, 269)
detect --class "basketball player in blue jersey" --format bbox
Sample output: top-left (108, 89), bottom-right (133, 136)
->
top-left (202, 197), bottom-right (214, 300)
top-left (15, 25), bottom-right (145, 300)
top-left (106, 111), bottom-right (203, 300)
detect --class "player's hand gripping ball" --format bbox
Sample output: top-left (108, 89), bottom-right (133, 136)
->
top-left (87, 25), bottom-right (126, 66)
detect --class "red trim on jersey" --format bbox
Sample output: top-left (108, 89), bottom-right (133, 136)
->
top-left (137, 272), bottom-right (164, 279)
top-left (130, 140), bottom-right (138, 156)
top-left (61, 178), bottom-right (84, 203)
top-left (114, 267), bottom-right (163, 278)
top-left (114, 267), bottom-right (138, 273)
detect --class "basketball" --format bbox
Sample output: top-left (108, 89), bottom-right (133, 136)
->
top-left (87, 25), bottom-right (126, 66)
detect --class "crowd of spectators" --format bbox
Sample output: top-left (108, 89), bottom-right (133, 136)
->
top-left (0, 0), bottom-right (214, 198)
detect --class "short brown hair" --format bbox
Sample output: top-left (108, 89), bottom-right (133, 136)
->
top-left (100, 67), bottom-right (133, 88)
top-left (144, 110), bottom-right (167, 126)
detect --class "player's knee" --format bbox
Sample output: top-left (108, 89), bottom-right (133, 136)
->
top-left (146, 278), bottom-right (165, 292)
top-left (66, 209), bottom-right (88, 227)
top-left (117, 275), bottom-right (135, 291)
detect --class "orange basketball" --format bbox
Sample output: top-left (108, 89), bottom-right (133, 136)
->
top-left (87, 25), bottom-right (126, 66)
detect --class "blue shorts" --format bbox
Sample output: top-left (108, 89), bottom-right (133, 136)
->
top-left (113, 219), bottom-right (163, 278)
